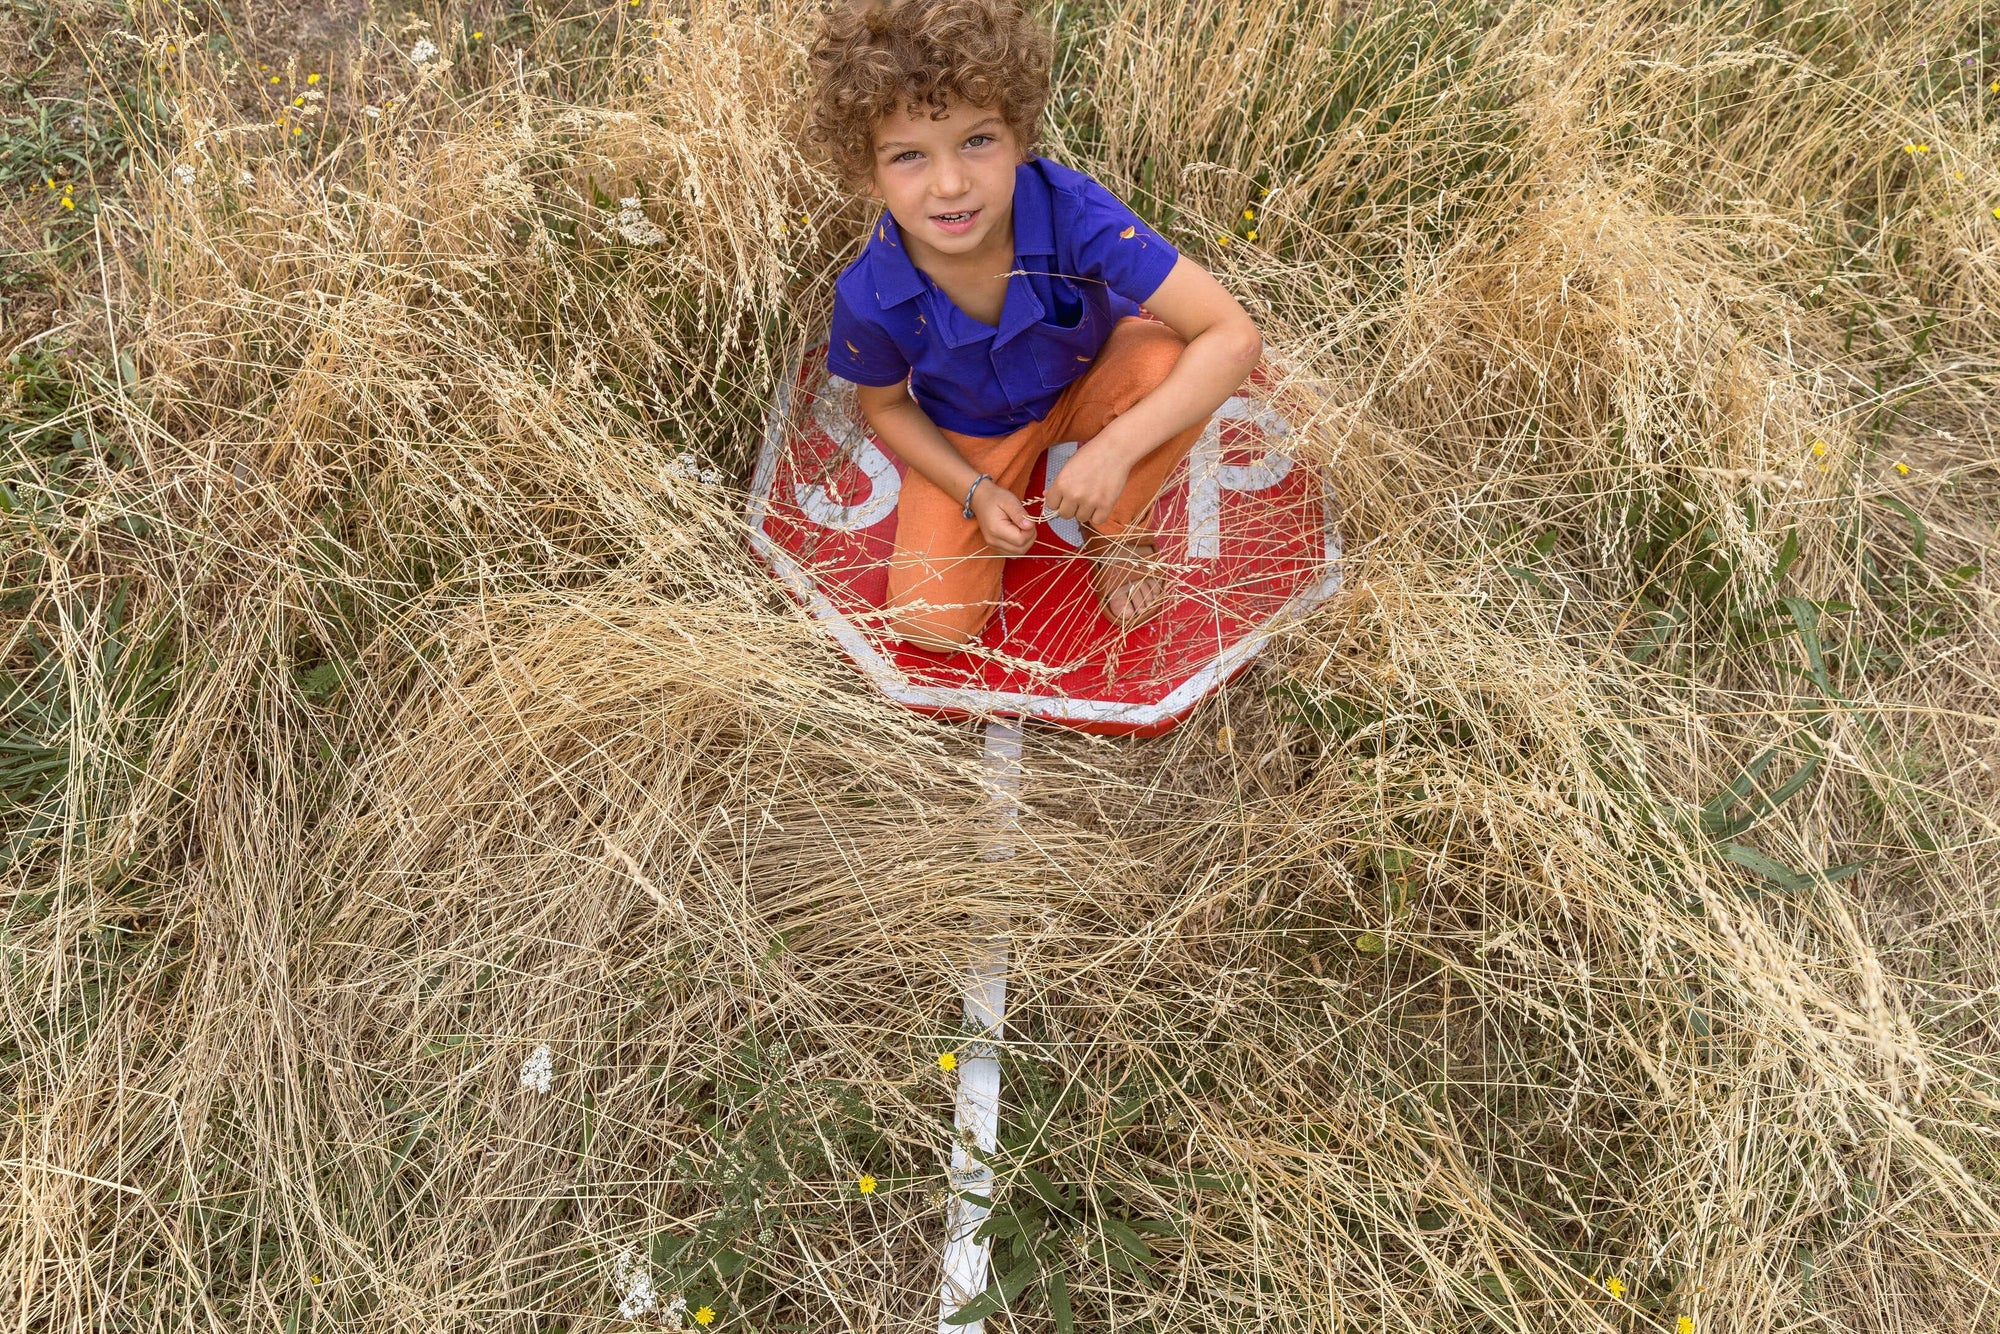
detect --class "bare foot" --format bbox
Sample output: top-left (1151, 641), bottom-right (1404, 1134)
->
top-left (1084, 531), bottom-right (1171, 628)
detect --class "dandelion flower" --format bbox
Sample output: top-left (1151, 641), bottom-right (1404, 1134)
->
top-left (1678, 1319), bottom-right (1695, 1334)
top-left (258, 62), bottom-right (267, 70)
top-left (520, 1044), bottom-right (554, 1094)
top-left (694, 1306), bottom-right (716, 1326)
top-left (307, 72), bottom-right (320, 84)
top-left (938, 1051), bottom-right (958, 1072)
top-left (60, 196), bottom-right (74, 210)
top-left (293, 126), bottom-right (303, 136)
top-left (858, 1173), bottom-right (877, 1194)
top-left (1894, 461), bottom-right (1910, 475)
top-left (473, 30), bottom-right (484, 39)
top-left (1811, 440), bottom-right (1827, 456)
top-left (1916, 143), bottom-right (1930, 153)
top-left (293, 96), bottom-right (304, 106)
top-left (44, 176), bottom-right (54, 189)
top-left (1217, 235), bottom-right (1232, 246)
top-left (1242, 207), bottom-right (1256, 220)
top-left (1247, 229), bottom-right (1258, 241)
top-left (1606, 1276), bottom-right (1627, 1298)
top-left (269, 74), bottom-right (280, 83)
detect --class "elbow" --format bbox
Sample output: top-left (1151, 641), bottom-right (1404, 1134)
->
top-left (1232, 319), bottom-right (1263, 376)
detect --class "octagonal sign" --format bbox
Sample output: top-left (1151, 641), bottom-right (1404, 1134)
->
top-left (747, 343), bottom-right (1342, 737)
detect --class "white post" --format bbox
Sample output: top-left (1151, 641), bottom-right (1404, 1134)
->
top-left (937, 718), bottom-right (1023, 1333)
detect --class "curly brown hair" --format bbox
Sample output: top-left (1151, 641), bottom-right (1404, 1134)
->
top-left (807, 0), bottom-right (1054, 190)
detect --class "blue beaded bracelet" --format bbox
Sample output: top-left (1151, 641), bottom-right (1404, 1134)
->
top-left (961, 472), bottom-right (992, 519)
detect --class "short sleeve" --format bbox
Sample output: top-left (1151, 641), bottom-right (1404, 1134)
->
top-left (1069, 175), bottom-right (1181, 306)
top-left (827, 287), bottom-right (910, 387)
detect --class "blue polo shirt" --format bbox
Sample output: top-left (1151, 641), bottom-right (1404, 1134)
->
top-left (827, 156), bottom-right (1180, 438)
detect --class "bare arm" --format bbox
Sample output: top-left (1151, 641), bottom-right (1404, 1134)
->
top-left (1043, 256), bottom-right (1263, 527)
top-left (855, 381), bottom-right (1037, 555)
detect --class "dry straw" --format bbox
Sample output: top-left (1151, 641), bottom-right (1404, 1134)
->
top-left (6, 0), bottom-right (2000, 1329)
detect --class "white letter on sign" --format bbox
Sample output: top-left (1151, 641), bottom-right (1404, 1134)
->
top-left (1186, 396), bottom-right (1294, 560)
top-left (795, 375), bottom-right (902, 531)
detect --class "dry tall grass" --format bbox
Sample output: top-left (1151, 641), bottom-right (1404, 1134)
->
top-left (6, 0), bottom-right (2000, 1329)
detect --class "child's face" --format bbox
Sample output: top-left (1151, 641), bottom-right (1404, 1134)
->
top-left (865, 100), bottom-right (1025, 260)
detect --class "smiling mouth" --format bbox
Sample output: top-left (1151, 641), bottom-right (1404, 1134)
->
top-left (932, 209), bottom-right (979, 224)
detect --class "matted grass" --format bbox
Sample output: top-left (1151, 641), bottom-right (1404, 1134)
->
top-left (5, 0), bottom-right (2000, 1330)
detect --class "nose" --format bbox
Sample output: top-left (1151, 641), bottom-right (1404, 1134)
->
top-left (932, 156), bottom-right (969, 200)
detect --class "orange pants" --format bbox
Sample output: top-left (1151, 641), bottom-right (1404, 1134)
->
top-left (884, 317), bottom-right (1201, 646)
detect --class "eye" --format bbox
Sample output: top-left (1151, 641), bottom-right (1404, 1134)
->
top-left (890, 149), bottom-right (922, 164)
top-left (964, 134), bottom-right (993, 149)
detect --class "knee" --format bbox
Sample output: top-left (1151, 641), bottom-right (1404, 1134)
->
top-left (1115, 320), bottom-right (1190, 392)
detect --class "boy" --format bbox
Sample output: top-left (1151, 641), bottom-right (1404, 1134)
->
top-left (808, 0), bottom-right (1262, 650)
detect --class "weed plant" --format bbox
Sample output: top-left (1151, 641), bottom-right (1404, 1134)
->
top-left (4, 0), bottom-right (2000, 1330)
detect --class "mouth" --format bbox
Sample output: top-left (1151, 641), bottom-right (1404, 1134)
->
top-left (929, 207), bottom-right (980, 235)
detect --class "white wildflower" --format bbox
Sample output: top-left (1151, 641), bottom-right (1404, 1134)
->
top-left (363, 105), bottom-right (381, 119)
top-left (699, 468), bottom-right (721, 486)
top-left (519, 1043), bottom-right (553, 1094)
top-left (237, 169), bottom-right (255, 185)
top-left (602, 195), bottom-right (666, 247)
top-left (613, 1248), bottom-right (659, 1320)
top-left (409, 37), bottom-right (440, 65)
top-left (171, 163), bottom-right (196, 186)
top-left (663, 1292), bottom-right (688, 1329)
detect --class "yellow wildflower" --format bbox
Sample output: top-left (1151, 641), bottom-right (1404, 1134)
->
top-left (258, 63), bottom-right (267, 70)
top-left (293, 96), bottom-right (304, 106)
top-left (44, 176), bottom-right (54, 189)
top-left (938, 1051), bottom-right (957, 1072)
top-left (694, 1306), bottom-right (716, 1326)
top-left (1242, 207), bottom-right (1256, 220)
top-left (307, 72), bottom-right (320, 84)
top-left (1678, 1318), bottom-right (1694, 1334)
top-left (1811, 440), bottom-right (1827, 456)
top-left (857, 1173), bottom-right (877, 1194)
top-left (473, 31), bottom-right (484, 39)
top-left (1247, 229), bottom-right (1258, 241)
top-left (1606, 1276), bottom-right (1627, 1298)
top-left (1894, 461), bottom-right (1910, 475)
top-left (61, 196), bottom-right (74, 210)
top-left (269, 75), bottom-right (279, 83)
top-left (1916, 143), bottom-right (1930, 153)
top-left (1217, 235), bottom-right (1232, 246)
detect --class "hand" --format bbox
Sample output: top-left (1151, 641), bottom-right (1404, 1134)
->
top-left (972, 481), bottom-right (1037, 556)
top-left (1042, 441), bottom-right (1133, 530)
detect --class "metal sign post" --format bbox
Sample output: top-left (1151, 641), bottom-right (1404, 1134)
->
top-left (936, 718), bottom-right (1023, 1332)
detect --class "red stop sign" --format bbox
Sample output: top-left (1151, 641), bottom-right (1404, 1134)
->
top-left (748, 345), bottom-right (1342, 737)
